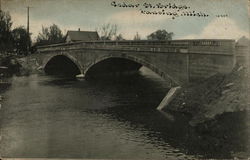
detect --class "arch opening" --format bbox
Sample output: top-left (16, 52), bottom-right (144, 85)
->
top-left (44, 55), bottom-right (81, 77)
top-left (85, 57), bottom-right (142, 79)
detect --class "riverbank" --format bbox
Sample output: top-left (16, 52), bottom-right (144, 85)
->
top-left (167, 64), bottom-right (249, 125)
top-left (0, 55), bottom-right (21, 76)
top-left (165, 64), bottom-right (250, 158)
top-left (0, 55), bottom-right (17, 95)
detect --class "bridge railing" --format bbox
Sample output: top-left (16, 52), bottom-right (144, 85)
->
top-left (36, 39), bottom-right (235, 55)
top-left (37, 39), bottom-right (234, 47)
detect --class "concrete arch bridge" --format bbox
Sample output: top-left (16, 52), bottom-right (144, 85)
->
top-left (22, 39), bottom-right (236, 109)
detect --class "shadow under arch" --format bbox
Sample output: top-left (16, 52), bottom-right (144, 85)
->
top-left (84, 55), bottom-right (180, 86)
top-left (43, 54), bottom-right (82, 76)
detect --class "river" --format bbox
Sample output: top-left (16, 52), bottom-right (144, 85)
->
top-left (0, 67), bottom-right (248, 159)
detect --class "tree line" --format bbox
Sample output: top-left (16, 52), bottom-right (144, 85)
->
top-left (0, 10), bottom-right (174, 56)
top-left (0, 10), bottom-right (30, 55)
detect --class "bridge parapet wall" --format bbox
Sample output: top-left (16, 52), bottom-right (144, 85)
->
top-left (36, 39), bottom-right (235, 56)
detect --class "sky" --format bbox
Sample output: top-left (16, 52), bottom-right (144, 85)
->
top-left (2, 0), bottom-right (249, 41)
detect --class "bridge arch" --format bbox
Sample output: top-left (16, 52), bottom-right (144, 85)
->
top-left (84, 54), bottom-right (180, 86)
top-left (43, 53), bottom-right (83, 76)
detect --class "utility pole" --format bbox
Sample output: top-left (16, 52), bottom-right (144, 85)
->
top-left (27, 6), bottom-right (30, 54)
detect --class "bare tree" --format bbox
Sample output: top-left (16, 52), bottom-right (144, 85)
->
top-left (36, 24), bottom-right (64, 45)
top-left (115, 34), bottom-right (125, 41)
top-left (133, 32), bottom-right (141, 40)
top-left (97, 23), bottom-right (117, 40)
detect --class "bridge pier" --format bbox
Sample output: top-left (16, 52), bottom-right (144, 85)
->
top-left (157, 86), bottom-right (182, 110)
top-left (76, 74), bottom-right (85, 78)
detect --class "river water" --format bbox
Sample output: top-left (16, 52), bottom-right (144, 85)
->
top-left (0, 67), bottom-right (248, 159)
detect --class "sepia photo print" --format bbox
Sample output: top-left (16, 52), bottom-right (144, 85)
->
top-left (0, 0), bottom-right (249, 159)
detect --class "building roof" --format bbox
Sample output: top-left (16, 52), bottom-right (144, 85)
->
top-left (66, 30), bottom-right (99, 42)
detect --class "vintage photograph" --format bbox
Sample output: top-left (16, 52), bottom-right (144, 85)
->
top-left (0, 0), bottom-right (249, 159)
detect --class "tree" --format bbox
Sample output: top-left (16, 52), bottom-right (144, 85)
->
top-left (115, 34), bottom-right (125, 41)
top-left (133, 32), bottom-right (141, 40)
top-left (0, 10), bottom-right (13, 52)
top-left (97, 23), bottom-right (117, 40)
top-left (12, 26), bottom-right (31, 55)
top-left (36, 24), bottom-right (64, 45)
top-left (147, 29), bottom-right (174, 40)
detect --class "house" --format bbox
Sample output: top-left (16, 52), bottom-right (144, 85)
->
top-left (65, 29), bottom-right (100, 43)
